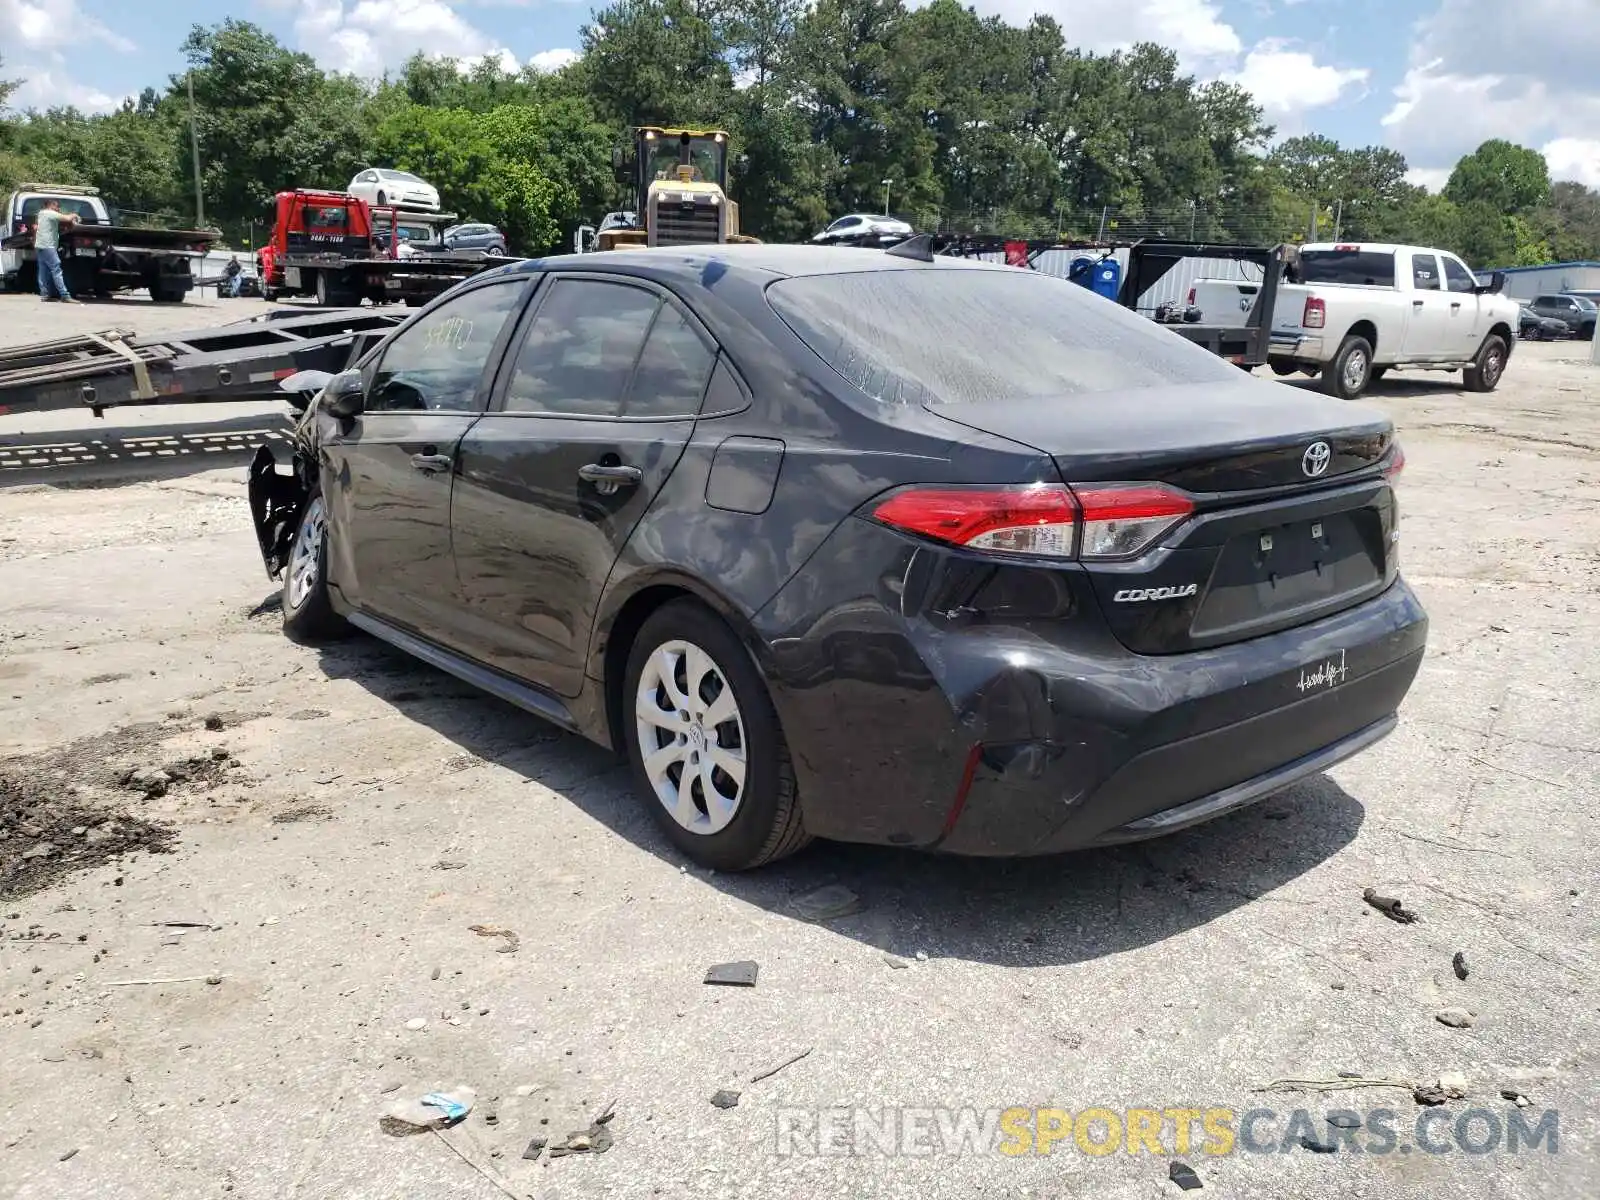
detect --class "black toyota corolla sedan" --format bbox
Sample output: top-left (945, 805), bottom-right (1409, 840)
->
top-left (248, 243), bottom-right (1426, 871)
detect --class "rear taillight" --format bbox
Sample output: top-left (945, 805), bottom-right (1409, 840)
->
top-left (1072, 484), bottom-right (1195, 559)
top-left (1383, 442), bottom-right (1405, 482)
top-left (1303, 296), bottom-right (1326, 329)
top-left (870, 482), bottom-right (1194, 561)
top-left (871, 484), bottom-right (1077, 558)
top-left (1186, 287), bottom-right (1196, 305)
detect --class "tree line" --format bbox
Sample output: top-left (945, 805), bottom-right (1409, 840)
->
top-left (2, 1), bottom-right (1597, 269)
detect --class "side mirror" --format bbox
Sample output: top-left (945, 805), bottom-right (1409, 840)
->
top-left (323, 371), bottom-right (365, 419)
top-left (1476, 271), bottom-right (1506, 294)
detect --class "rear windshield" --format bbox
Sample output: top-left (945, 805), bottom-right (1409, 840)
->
top-left (765, 267), bottom-right (1242, 407)
top-left (1299, 250), bottom-right (1397, 287)
top-left (20, 196), bottom-right (101, 222)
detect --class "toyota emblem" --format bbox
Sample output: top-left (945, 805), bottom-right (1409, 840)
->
top-left (1302, 441), bottom-right (1332, 478)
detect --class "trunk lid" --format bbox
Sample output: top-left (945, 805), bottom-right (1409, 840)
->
top-left (928, 379), bottom-right (1399, 654)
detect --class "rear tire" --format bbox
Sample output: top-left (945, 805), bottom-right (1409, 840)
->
top-left (1321, 334), bottom-right (1374, 399)
top-left (623, 600), bottom-right (809, 871)
top-left (281, 488), bottom-right (350, 644)
top-left (1370, 366), bottom-right (1389, 382)
top-left (1464, 333), bottom-right (1508, 393)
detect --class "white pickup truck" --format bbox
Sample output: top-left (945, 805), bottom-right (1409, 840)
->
top-left (1189, 242), bottom-right (1519, 399)
top-left (2, 183), bottom-right (215, 301)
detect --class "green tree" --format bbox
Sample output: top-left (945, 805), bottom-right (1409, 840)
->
top-left (178, 19), bottom-right (372, 236)
top-left (1444, 139), bottom-right (1551, 215)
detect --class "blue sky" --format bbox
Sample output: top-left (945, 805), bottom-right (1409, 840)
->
top-left (5, 1), bottom-right (1599, 189)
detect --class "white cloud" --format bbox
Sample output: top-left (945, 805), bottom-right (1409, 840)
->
top-left (1221, 39), bottom-right (1368, 121)
top-left (527, 47), bottom-right (579, 73)
top-left (6, 65), bottom-right (124, 113)
top-left (0, 0), bottom-right (135, 54)
top-left (1382, 0), bottom-right (1600, 185)
top-left (974, 0), bottom-right (1241, 69)
top-left (1406, 166), bottom-right (1452, 194)
top-left (1542, 138), bottom-right (1600, 191)
top-left (288, 0), bottom-right (508, 76)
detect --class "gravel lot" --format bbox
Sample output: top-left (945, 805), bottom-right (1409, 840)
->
top-left (1, 289), bottom-right (1597, 1199)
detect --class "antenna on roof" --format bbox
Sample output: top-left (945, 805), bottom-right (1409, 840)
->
top-left (885, 233), bottom-right (935, 262)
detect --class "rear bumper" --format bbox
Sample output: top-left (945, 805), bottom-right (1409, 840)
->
top-left (757, 519), bottom-right (1427, 856)
top-left (1270, 332), bottom-right (1324, 359)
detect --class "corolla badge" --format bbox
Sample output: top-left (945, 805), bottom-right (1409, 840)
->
top-left (1302, 440), bottom-right (1332, 478)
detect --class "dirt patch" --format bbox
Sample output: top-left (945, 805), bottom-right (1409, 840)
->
top-left (0, 775), bottom-right (176, 900)
top-left (271, 804), bottom-right (332, 824)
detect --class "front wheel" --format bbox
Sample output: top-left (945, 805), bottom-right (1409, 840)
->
top-left (282, 488), bottom-right (349, 644)
top-left (623, 600), bottom-right (809, 871)
top-left (1464, 333), bottom-right (1508, 393)
top-left (1321, 334), bottom-right (1374, 399)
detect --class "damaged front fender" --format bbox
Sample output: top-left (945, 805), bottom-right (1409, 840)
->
top-left (248, 444), bottom-right (309, 580)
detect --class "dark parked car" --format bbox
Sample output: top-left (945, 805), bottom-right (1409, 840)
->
top-left (247, 244), bottom-right (1425, 871)
top-left (1518, 305), bottom-right (1569, 341)
top-left (409, 223), bottom-right (507, 257)
top-left (1527, 293), bottom-right (1596, 338)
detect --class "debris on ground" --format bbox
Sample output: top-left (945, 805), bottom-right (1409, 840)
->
top-left (790, 884), bottom-right (862, 922)
top-left (59, 1148), bottom-right (79, 1162)
top-left (1501, 1089), bottom-right (1532, 1107)
top-left (1362, 887), bottom-right (1418, 924)
top-left (203, 714), bottom-right (225, 731)
top-left (1168, 1160), bottom-right (1203, 1189)
top-left (1435, 1008), bottom-right (1475, 1029)
top-left (468, 924), bottom-right (520, 954)
top-left (522, 1137), bottom-right (547, 1161)
top-left (751, 1046), bottom-right (813, 1084)
top-left (548, 1120), bottom-right (615, 1157)
top-left (271, 805), bottom-right (332, 824)
top-left (1, 774), bottom-right (175, 901)
top-left (434, 860), bottom-right (467, 871)
top-left (704, 960), bottom-right (758, 987)
top-left (404, 1018), bottom-right (427, 1031)
top-left (1452, 951), bottom-right (1470, 980)
top-left (1413, 1085), bottom-right (1449, 1106)
top-left (710, 1089), bottom-right (741, 1109)
top-left (1255, 1077), bottom-right (1413, 1094)
top-left (379, 1087), bottom-right (475, 1136)
top-left (882, 953), bottom-right (910, 969)
top-left (1438, 1071), bottom-right (1469, 1099)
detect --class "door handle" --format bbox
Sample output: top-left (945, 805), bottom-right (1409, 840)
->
top-left (578, 463), bottom-right (643, 486)
top-left (410, 452), bottom-right (452, 474)
top-left (1412, 299), bottom-right (1425, 307)
top-left (1451, 301), bottom-right (1462, 310)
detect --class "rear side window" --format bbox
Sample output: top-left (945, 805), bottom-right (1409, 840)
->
top-left (766, 267), bottom-right (1241, 407)
top-left (624, 303), bottom-right (715, 418)
top-left (502, 279), bottom-right (658, 416)
top-left (1299, 250), bottom-right (1397, 287)
top-left (1410, 254), bottom-right (1440, 290)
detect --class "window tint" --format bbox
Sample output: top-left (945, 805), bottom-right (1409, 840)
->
top-left (767, 266), bottom-right (1242, 408)
top-left (367, 282), bottom-right (524, 413)
top-left (623, 303), bottom-right (716, 417)
top-left (1410, 254), bottom-right (1440, 290)
top-left (1299, 250), bottom-right (1397, 287)
top-left (1442, 257), bottom-right (1477, 293)
top-left (503, 280), bottom-right (658, 416)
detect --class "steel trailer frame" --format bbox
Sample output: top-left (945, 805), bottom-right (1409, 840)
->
top-left (0, 307), bottom-right (404, 418)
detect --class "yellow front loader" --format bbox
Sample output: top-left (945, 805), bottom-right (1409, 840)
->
top-left (597, 127), bottom-right (760, 250)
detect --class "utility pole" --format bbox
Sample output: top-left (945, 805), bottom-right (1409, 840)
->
top-left (1308, 198), bottom-right (1318, 243)
top-left (1096, 206), bottom-right (1108, 243)
top-left (1333, 198), bottom-right (1344, 242)
top-left (882, 178), bottom-right (892, 216)
top-left (187, 69), bottom-right (205, 229)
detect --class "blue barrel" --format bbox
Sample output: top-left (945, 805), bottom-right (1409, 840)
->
top-left (1089, 258), bottom-right (1121, 300)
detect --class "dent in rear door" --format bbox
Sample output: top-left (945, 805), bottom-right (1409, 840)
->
top-left (450, 275), bottom-right (714, 696)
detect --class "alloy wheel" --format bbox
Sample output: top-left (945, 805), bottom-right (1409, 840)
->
top-left (634, 639), bottom-right (748, 835)
top-left (1343, 347), bottom-right (1369, 392)
top-left (288, 496), bottom-right (326, 610)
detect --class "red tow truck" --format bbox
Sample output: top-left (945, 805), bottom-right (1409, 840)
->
top-left (254, 190), bottom-right (502, 308)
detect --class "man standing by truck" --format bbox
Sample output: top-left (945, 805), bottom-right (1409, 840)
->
top-left (33, 198), bottom-right (81, 303)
